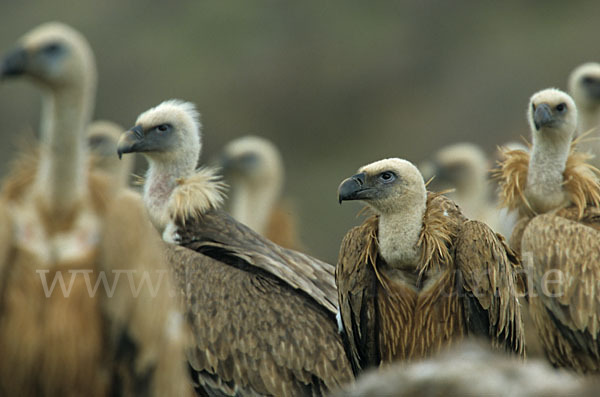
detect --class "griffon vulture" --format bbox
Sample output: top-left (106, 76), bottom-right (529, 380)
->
top-left (419, 142), bottom-right (500, 231)
top-left (117, 100), bottom-right (353, 396)
top-left (219, 135), bottom-right (302, 250)
top-left (87, 120), bottom-right (133, 189)
top-left (568, 62), bottom-right (600, 167)
top-left (333, 341), bottom-right (598, 397)
top-left (496, 88), bottom-right (600, 373)
top-left (0, 22), bottom-right (190, 396)
top-left (336, 158), bottom-right (524, 373)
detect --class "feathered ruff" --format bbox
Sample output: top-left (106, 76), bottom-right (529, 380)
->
top-left (168, 167), bottom-right (227, 226)
top-left (494, 142), bottom-right (600, 219)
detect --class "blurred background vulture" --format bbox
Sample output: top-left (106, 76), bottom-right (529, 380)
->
top-left (496, 88), bottom-right (600, 373)
top-left (336, 158), bottom-right (524, 374)
top-left (218, 135), bottom-right (303, 250)
top-left (87, 120), bottom-right (133, 190)
top-left (117, 100), bottom-right (353, 396)
top-left (0, 22), bottom-right (190, 396)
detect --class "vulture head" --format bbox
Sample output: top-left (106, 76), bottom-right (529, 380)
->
top-left (117, 99), bottom-right (201, 172)
top-left (0, 21), bottom-right (95, 90)
top-left (568, 62), bottom-right (600, 110)
top-left (338, 158), bottom-right (426, 215)
top-left (88, 121), bottom-right (125, 159)
top-left (527, 88), bottom-right (577, 143)
top-left (219, 136), bottom-right (283, 189)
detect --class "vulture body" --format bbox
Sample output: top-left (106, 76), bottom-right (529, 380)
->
top-left (220, 135), bottom-right (302, 250)
top-left (496, 88), bottom-right (600, 373)
top-left (0, 23), bottom-right (190, 396)
top-left (87, 120), bottom-right (133, 189)
top-left (336, 158), bottom-right (524, 374)
top-left (333, 341), bottom-right (598, 397)
top-left (117, 100), bottom-right (353, 396)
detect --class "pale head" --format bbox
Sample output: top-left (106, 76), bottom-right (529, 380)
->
top-left (1, 22), bottom-right (96, 90)
top-left (118, 99), bottom-right (201, 175)
top-left (568, 62), bottom-right (600, 110)
top-left (527, 88), bottom-right (577, 144)
top-left (421, 143), bottom-right (488, 192)
top-left (338, 158), bottom-right (427, 215)
top-left (220, 135), bottom-right (283, 186)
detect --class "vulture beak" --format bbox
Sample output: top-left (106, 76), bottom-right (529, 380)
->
top-left (533, 103), bottom-right (553, 130)
top-left (117, 125), bottom-right (144, 159)
top-left (0, 47), bottom-right (28, 79)
top-left (338, 172), bottom-right (371, 204)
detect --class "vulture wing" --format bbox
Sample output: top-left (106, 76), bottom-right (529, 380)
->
top-left (522, 211), bottom-right (600, 371)
top-left (176, 209), bottom-right (338, 314)
top-left (166, 244), bottom-right (353, 396)
top-left (455, 220), bottom-right (524, 355)
top-left (335, 215), bottom-right (380, 374)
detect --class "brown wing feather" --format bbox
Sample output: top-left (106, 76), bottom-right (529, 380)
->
top-left (176, 209), bottom-right (338, 314)
top-left (454, 220), bottom-right (525, 355)
top-left (335, 215), bottom-right (380, 374)
top-left (166, 244), bottom-right (354, 396)
top-left (522, 212), bottom-right (600, 372)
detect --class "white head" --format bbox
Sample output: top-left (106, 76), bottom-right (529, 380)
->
top-left (338, 158), bottom-right (427, 215)
top-left (568, 62), bottom-right (600, 110)
top-left (0, 21), bottom-right (96, 91)
top-left (527, 88), bottom-right (577, 145)
top-left (117, 99), bottom-right (201, 175)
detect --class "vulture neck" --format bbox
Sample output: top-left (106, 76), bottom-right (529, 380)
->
top-left (144, 157), bottom-right (195, 230)
top-left (454, 172), bottom-right (488, 219)
top-left (377, 195), bottom-right (426, 271)
top-left (526, 131), bottom-right (571, 213)
top-left (229, 176), bottom-right (281, 234)
top-left (35, 82), bottom-right (94, 215)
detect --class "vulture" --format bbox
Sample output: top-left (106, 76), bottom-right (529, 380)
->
top-left (87, 120), bottom-right (133, 189)
top-left (336, 158), bottom-right (524, 374)
top-left (496, 88), bottom-right (600, 373)
top-left (333, 340), bottom-right (598, 397)
top-left (0, 22), bottom-right (190, 396)
top-left (219, 135), bottom-right (302, 250)
top-left (116, 100), bottom-right (354, 396)
top-left (419, 142), bottom-right (500, 231)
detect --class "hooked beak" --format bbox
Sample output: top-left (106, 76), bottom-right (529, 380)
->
top-left (533, 103), bottom-right (553, 130)
top-left (338, 172), bottom-right (371, 204)
top-left (0, 47), bottom-right (28, 79)
top-left (116, 125), bottom-right (144, 159)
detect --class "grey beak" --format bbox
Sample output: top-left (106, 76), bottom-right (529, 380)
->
top-left (0, 47), bottom-right (28, 79)
top-left (338, 172), bottom-right (367, 204)
top-left (116, 125), bottom-right (144, 159)
top-left (533, 103), bottom-right (553, 130)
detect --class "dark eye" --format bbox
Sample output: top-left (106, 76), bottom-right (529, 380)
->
top-left (42, 43), bottom-right (62, 56)
top-left (156, 124), bottom-right (171, 132)
top-left (583, 76), bottom-right (595, 85)
top-left (379, 171), bottom-right (396, 183)
top-left (556, 103), bottom-right (566, 112)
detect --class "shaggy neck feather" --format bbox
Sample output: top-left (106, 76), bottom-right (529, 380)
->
top-left (229, 177), bottom-right (280, 234)
top-left (35, 84), bottom-right (94, 213)
top-left (526, 132), bottom-right (571, 212)
top-left (378, 194), bottom-right (426, 270)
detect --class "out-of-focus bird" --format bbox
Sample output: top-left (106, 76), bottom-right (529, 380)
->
top-left (0, 22), bottom-right (190, 396)
top-left (496, 88), bottom-right (600, 373)
top-left (332, 340), bottom-right (598, 397)
top-left (336, 158), bottom-right (524, 374)
top-left (569, 62), bottom-right (600, 167)
top-left (87, 120), bottom-right (133, 189)
top-left (117, 100), bottom-right (354, 396)
top-left (218, 135), bottom-right (302, 249)
top-left (419, 142), bottom-right (500, 230)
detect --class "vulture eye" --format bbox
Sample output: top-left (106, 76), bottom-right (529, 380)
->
top-left (379, 171), bottom-right (396, 183)
top-left (42, 43), bottom-right (62, 56)
top-left (156, 124), bottom-right (171, 133)
top-left (556, 103), bottom-right (566, 112)
top-left (583, 76), bottom-right (595, 85)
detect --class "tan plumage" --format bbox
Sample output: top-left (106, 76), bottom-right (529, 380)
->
top-left (496, 88), bottom-right (600, 372)
top-left (0, 22), bottom-right (190, 396)
top-left (87, 120), bottom-right (133, 189)
top-left (220, 135), bottom-right (303, 249)
top-left (336, 158), bottom-right (524, 374)
top-left (117, 100), bottom-right (353, 395)
top-left (333, 340), bottom-right (598, 397)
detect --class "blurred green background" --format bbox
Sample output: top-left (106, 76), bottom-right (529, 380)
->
top-left (1, 1), bottom-right (598, 263)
